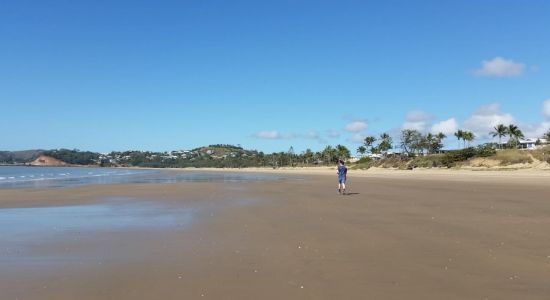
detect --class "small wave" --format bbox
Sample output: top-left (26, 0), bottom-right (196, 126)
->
top-left (0, 177), bottom-right (5, 180)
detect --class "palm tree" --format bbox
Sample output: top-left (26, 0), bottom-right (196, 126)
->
top-left (364, 136), bottom-right (376, 147)
top-left (508, 124), bottom-right (524, 148)
top-left (336, 144), bottom-right (351, 161)
top-left (463, 131), bottom-right (475, 147)
top-left (490, 124), bottom-right (508, 149)
top-left (425, 133), bottom-right (435, 154)
top-left (322, 145), bottom-right (334, 165)
top-left (303, 149), bottom-right (314, 165)
top-left (433, 132), bottom-right (446, 153)
top-left (378, 133), bottom-right (393, 155)
top-left (454, 130), bottom-right (464, 149)
top-left (357, 146), bottom-right (367, 157)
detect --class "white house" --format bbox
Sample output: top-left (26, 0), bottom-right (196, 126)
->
top-left (517, 138), bottom-right (548, 150)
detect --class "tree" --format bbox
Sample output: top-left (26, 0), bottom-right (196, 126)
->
top-left (425, 132), bottom-right (446, 154)
top-left (490, 124), bottom-right (508, 149)
top-left (454, 130), bottom-right (464, 149)
top-left (543, 129), bottom-right (550, 141)
top-left (357, 146), bottom-right (367, 157)
top-left (508, 124), bottom-right (524, 148)
top-left (336, 144), bottom-right (351, 161)
top-left (363, 136), bottom-right (378, 155)
top-left (377, 133), bottom-right (393, 154)
top-left (288, 146), bottom-right (295, 166)
top-left (322, 145), bottom-right (337, 165)
top-left (462, 131), bottom-right (475, 147)
top-left (400, 129), bottom-right (423, 155)
top-left (364, 136), bottom-right (376, 147)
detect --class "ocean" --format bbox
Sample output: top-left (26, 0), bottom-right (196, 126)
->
top-left (0, 166), bottom-right (285, 189)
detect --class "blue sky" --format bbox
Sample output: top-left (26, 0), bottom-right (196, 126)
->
top-left (2, 0), bottom-right (550, 153)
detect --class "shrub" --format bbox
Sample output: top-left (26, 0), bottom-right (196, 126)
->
top-left (476, 144), bottom-right (496, 157)
top-left (442, 147), bottom-right (477, 167)
top-left (408, 154), bottom-right (445, 168)
top-left (352, 157), bottom-right (375, 169)
top-left (376, 155), bottom-right (410, 169)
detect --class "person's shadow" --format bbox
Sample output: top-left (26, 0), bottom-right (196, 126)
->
top-left (343, 192), bottom-right (360, 196)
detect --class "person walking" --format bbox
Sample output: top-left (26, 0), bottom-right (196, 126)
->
top-left (337, 160), bottom-right (348, 195)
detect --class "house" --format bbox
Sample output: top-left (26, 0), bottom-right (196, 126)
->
top-left (497, 138), bottom-right (548, 150)
top-left (518, 138), bottom-right (538, 150)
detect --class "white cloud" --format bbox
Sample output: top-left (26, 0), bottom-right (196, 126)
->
top-left (463, 104), bottom-right (515, 138)
top-left (299, 131), bottom-right (327, 143)
top-left (543, 99), bottom-right (550, 119)
top-left (254, 130), bottom-right (284, 139)
top-left (474, 57), bottom-right (525, 77)
top-left (521, 122), bottom-right (550, 139)
top-left (254, 130), bottom-right (327, 143)
top-left (431, 118), bottom-right (458, 135)
top-left (302, 131), bottom-right (319, 140)
top-left (348, 133), bottom-right (367, 144)
top-left (401, 110), bottom-right (432, 132)
top-left (405, 111), bottom-right (432, 122)
top-left (345, 121), bottom-right (368, 132)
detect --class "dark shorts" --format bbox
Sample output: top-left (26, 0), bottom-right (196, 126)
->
top-left (338, 176), bottom-right (346, 184)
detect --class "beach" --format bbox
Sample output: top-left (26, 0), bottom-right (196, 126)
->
top-left (1, 169), bottom-right (550, 299)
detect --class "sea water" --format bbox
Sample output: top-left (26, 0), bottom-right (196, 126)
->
top-left (0, 166), bottom-right (285, 189)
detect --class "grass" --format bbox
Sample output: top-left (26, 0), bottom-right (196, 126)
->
top-left (531, 146), bottom-right (550, 163)
top-left (350, 146), bottom-right (549, 170)
top-left (493, 149), bottom-right (533, 165)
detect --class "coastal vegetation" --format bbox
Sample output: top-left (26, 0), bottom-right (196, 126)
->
top-left (1, 124), bottom-right (548, 169)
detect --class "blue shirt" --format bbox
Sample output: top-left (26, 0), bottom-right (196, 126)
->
top-left (337, 165), bottom-right (347, 178)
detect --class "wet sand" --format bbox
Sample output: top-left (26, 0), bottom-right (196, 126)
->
top-left (1, 172), bottom-right (550, 299)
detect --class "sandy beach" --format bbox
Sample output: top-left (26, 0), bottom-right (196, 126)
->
top-left (1, 169), bottom-right (550, 299)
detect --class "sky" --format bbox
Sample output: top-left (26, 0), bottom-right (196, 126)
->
top-left (2, 0), bottom-right (550, 154)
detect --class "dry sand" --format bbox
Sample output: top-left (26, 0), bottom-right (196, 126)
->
top-left (1, 170), bottom-right (550, 299)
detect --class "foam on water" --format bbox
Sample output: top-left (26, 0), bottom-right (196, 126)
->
top-left (0, 166), bottom-right (287, 189)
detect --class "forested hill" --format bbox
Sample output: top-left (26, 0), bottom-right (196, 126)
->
top-left (0, 144), bottom-right (351, 168)
top-left (0, 144), bottom-right (343, 168)
top-left (0, 150), bottom-right (43, 164)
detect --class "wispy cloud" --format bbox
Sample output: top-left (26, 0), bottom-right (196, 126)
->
top-left (401, 110), bottom-right (433, 132)
top-left (348, 132), bottom-right (367, 144)
top-left (543, 99), bottom-right (550, 119)
top-left (253, 130), bottom-right (286, 139)
top-left (344, 121), bottom-right (368, 132)
top-left (326, 129), bottom-right (341, 139)
top-left (473, 57), bottom-right (526, 77)
top-left (253, 130), bottom-right (326, 143)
